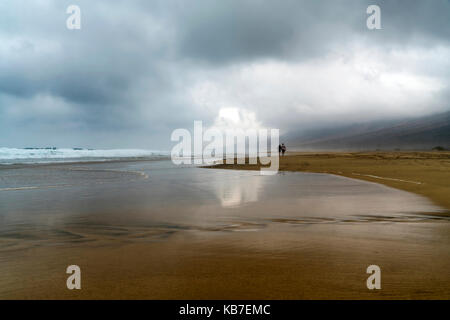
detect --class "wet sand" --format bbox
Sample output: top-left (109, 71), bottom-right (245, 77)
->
top-left (2, 223), bottom-right (450, 299)
top-left (210, 151), bottom-right (450, 210)
top-left (0, 159), bottom-right (449, 299)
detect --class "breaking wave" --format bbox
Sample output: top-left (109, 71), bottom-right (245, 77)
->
top-left (0, 147), bottom-right (169, 164)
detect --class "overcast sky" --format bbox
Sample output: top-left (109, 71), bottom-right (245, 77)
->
top-left (0, 0), bottom-right (449, 149)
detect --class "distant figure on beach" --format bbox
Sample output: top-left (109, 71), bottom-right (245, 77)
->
top-left (278, 144), bottom-right (282, 156)
top-left (281, 143), bottom-right (286, 156)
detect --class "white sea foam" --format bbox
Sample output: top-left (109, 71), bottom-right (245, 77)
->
top-left (0, 148), bottom-right (169, 164)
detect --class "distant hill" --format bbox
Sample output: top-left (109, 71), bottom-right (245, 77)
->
top-left (285, 111), bottom-right (450, 151)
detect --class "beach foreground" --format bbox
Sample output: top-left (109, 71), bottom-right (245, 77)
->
top-left (0, 158), bottom-right (449, 299)
top-left (3, 221), bottom-right (450, 299)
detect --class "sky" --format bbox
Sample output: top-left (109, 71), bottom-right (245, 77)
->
top-left (0, 0), bottom-right (449, 149)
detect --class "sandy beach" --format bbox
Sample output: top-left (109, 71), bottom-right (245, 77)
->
top-left (2, 222), bottom-right (450, 299)
top-left (1, 156), bottom-right (449, 299)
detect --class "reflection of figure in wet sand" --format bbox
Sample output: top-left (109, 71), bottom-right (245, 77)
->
top-left (281, 143), bottom-right (286, 156)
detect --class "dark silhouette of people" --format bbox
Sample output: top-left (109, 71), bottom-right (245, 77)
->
top-left (281, 143), bottom-right (286, 156)
top-left (278, 144), bottom-right (282, 156)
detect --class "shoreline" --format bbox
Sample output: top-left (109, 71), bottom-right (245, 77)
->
top-left (0, 156), bottom-right (171, 170)
top-left (206, 151), bottom-right (450, 212)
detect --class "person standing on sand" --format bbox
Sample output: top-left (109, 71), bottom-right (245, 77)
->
top-left (278, 144), bottom-right (282, 156)
top-left (281, 143), bottom-right (286, 156)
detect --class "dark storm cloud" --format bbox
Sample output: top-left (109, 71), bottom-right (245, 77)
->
top-left (378, 0), bottom-right (450, 43)
top-left (170, 0), bottom-right (450, 64)
top-left (171, 0), bottom-right (359, 63)
top-left (0, 0), bottom-right (178, 139)
top-left (0, 0), bottom-right (449, 148)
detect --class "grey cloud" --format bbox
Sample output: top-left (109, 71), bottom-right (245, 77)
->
top-left (172, 0), bottom-right (362, 63)
top-left (170, 0), bottom-right (450, 64)
top-left (0, 0), bottom-right (449, 148)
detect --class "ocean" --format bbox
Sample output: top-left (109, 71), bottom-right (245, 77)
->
top-left (0, 147), bottom-right (170, 165)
